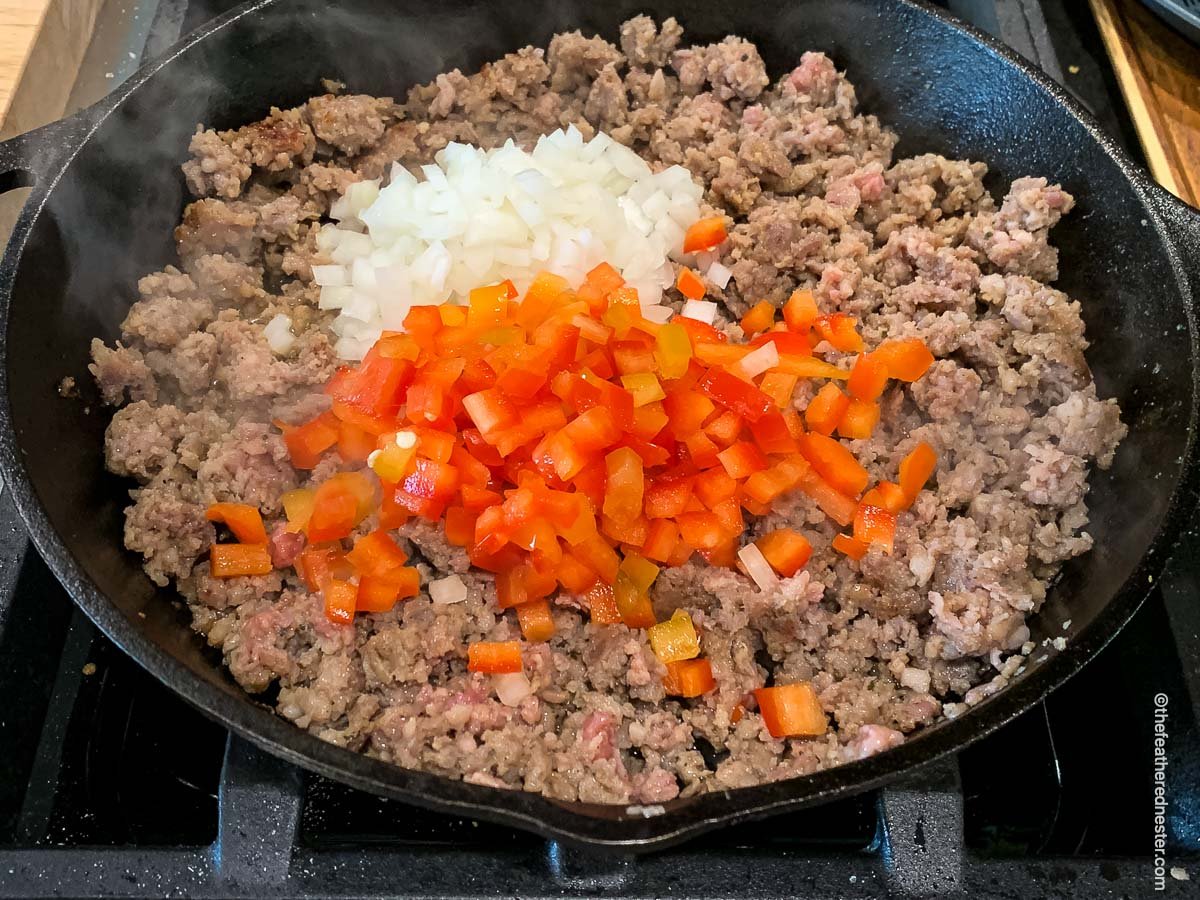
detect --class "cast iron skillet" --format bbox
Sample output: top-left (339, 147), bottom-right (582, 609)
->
top-left (0, 0), bottom-right (1197, 851)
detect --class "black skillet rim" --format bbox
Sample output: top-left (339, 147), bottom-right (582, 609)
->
top-left (0, 0), bottom-right (1196, 851)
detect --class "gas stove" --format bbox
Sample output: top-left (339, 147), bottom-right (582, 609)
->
top-left (0, 1), bottom-right (1196, 896)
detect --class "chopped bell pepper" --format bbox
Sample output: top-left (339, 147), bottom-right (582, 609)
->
top-left (754, 683), bottom-right (827, 738)
top-left (322, 578), bottom-right (359, 625)
top-left (517, 599), bottom-right (557, 642)
top-left (813, 313), bottom-right (864, 353)
top-left (716, 441), bottom-right (768, 479)
top-left (585, 581), bottom-right (622, 625)
top-left (740, 300), bottom-right (776, 336)
top-left (346, 530), bottom-right (408, 576)
top-left (614, 570), bottom-right (657, 628)
top-left (759, 371), bottom-right (799, 408)
top-left (654, 323), bottom-right (693, 380)
top-left (662, 658), bottom-right (716, 697)
top-left (209, 543), bottom-right (272, 578)
top-left (853, 503), bottom-right (896, 555)
top-left (205, 503), bottom-right (268, 545)
top-left (279, 412), bottom-right (340, 469)
top-left (832, 533), bottom-right (869, 560)
top-left (280, 488), bottom-right (315, 533)
top-left (797, 433), bottom-right (869, 496)
top-left (642, 519), bottom-right (680, 563)
top-left (467, 641), bottom-right (523, 674)
top-left (682, 216), bottom-right (728, 253)
top-left (846, 353), bottom-right (888, 401)
top-left (697, 368), bottom-right (774, 422)
top-left (358, 566), bottom-right (419, 612)
top-left (676, 267), bottom-right (706, 300)
top-left (755, 528), bottom-right (813, 577)
top-left (782, 288), bottom-right (818, 333)
top-left (648, 609), bottom-right (701, 663)
top-left (837, 399), bottom-right (880, 440)
top-left (621, 372), bottom-right (666, 407)
top-left (899, 441), bottom-right (938, 502)
top-left (874, 338), bottom-right (935, 382)
top-left (861, 481), bottom-right (907, 514)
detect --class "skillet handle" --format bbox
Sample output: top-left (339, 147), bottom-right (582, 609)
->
top-left (0, 111), bottom-right (97, 194)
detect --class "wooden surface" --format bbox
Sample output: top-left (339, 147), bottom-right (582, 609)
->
top-left (1090, 0), bottom-right (1200, 207)
top-left (0, 0), bottom-right (103, 139)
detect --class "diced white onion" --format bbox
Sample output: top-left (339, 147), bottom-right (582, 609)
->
top-left (641, 304), bottom-right (675, 324)
top-left (706, 261), bottom-right (733, 290)
top-left (493, 672), bottom-right (532, 707)
top-left (429, 574), bottom-right (468, 605)
top-left (680, 299), bottom-right (718, 324)
top-left (738, 543), bottom-right (780, 592)
top-left (394, 430), bottom-right (417, 449)
top-left (263, 314), bottom-right (295, 355)
top-left (736, 342), bottom-right (780, 378)
top-left (313, 126), bottom-right (705, 359)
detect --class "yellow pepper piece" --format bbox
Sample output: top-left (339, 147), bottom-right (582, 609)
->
top-left (618, 552), bottom-right (660, 594)
top-left (280, 488), bottom-right (315, 533)
top-left (369, 441), bottom-right (416, 483)
top-left (654, 322), bottom-right (693, 380)
top-left (648, 609), bottom-right (701, 663)
top-left (467, 283), bottom-right (508, 329)
top-left (773, 354), bottom-right (849, 380)
top-left (620, 372), bottom-right (667, 407)
top-left (603, 447), bottom-right (644, 524)
top-left (479, 325), bottom-right (521, 346)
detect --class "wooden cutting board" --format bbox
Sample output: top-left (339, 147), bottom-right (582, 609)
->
top-left (0, 0), bottom-right (104, 140)
top-left (1090, 0), bottom-right (1200, 207)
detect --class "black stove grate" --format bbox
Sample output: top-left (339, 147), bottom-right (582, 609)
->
top-left (0, 0), bottom-right (1197, 895)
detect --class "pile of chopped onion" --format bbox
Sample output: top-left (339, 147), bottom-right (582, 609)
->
top-left (313, 126), bottom-right (704, 359)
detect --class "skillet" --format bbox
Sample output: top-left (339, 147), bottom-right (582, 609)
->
top-left (0, 0), bottom-right (1197, 851)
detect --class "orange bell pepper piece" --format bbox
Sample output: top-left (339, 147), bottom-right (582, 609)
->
top-left (209, 543), bottom-right (272, 578)
top-left (832, 533), bottom-right (870, 560)
top-left (755, 528), bottom-right (813, 577)
top-left (837, 399), bottom-right (880, 440)
top-left (346, 530), bottom-right (408, 576)
top-left (467, 641), bottom-right (523, 674)
top-left (278, 412), bottom-right (339, 469)
top-left (782, 288), bottom-right (818, 333)
top-left (676, 267), bottom-right (706, 301)
top-left (584, 581), bottom-right (622, 625)
top-left (740, 300), bottom-right (775, 336)
top-left (662, 658), bottom-right (716, 697)
top-left (813, 313), bottom-right (864, 353)
top-left (874, 338), bottom-right (935, 382)
top-left (754, 683), bottom-right (827, 738)
top-left (322, 578), bottom-right (359, 625)
top-left (846, 353), bottom-right (888, 401)
top-left (682, 216), bottom-right (728, 254)
top-left (205, 503), bottom-right (268, 545)
top-left (358, 566), bottom-right (419, 612)
top-left (517, 599), bottom-right (557, 642)
top-left (797, 433), bottom-right (869, 496)
top-left (854, 504), bottom-right (896, 555)
top-left (899, 441), bottom-right (938, 502)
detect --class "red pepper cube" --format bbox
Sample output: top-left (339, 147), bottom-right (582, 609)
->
top-left (846, 353), bottom-right (888, 402)
top-left (716, 441), bottom-right (768, 479)
top-left (748, 410), bottom-right (799, 455)
top-left (782, 289), bottom-right (818, 333)
top-left (697, 367), bottom-right (774, 423)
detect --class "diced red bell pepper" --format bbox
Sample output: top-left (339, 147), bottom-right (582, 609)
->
top-left (673, 316), bottom-right (727, 346)
top-left (749, 410), bottom-right (799, 455)
top-left (837, 399), bottom-right (880, 440)
top-left (782, 288), bottom-right (818, 333)
top-left (861, 481), bottom-right (907, 514)
top-left (899, 441), bottom-right (938, 502)
top-left (644, 476), bottom-right (694, 518)
top-left (754, 683), bottom-right (827, 738)
top-left (461, 388), bottom-right (517, 437)
top-left (402, 457), bottom-right (459, 503)
top-left (743, 455), bottom-right (810, 504)
top-left (682, 216), bottom-right (728, 254)
top-left (664, 389), bottom-right (717, 439)
top-left (874, 338), bottom-right (935, 382)
top-left (573, 534), bottom-right (620, 584)
top-left (601, 511), bottom-right (649, 548)
top-left (805, 383), bottom-right (850, 436)
top-left (546, 407), bottom-right (621, 480)
top-left (703, 410), bottom-right (744, 447)
top-left (846, 353), bottom-right (888, 402)
top-left (556, 553), bottom-right (599, 594)
top-left (832, 533), bottom-right (869, 560)
top-left (467, 641), bottom-right (522, 674)
top-left (797, 433), bottom-right (869, 497)
top-left (662, 658), bottom-right (716, 697)
top-left (716, 441), bottom-right (768, 479)
top-left (585, 581), bottom-right (622, 625)
top-left (209, 543), bottom-right (273, 578)
top-left (346, 529), bottom-right (407, 576)
top-left (443, 506), bottom-right (476, 547)
top-left (642, 519), bottom-right (680, 563)
top-left (358, 566), bottom-right (420, 612)
top-left (403, 305), bottom-right (443, 348)
top-left (797, 469), bottom-right (858, 527)
top-left (326, 350), bottom-right (415, 427)
top-left (322, 578), bottom-right (359, 625)
top-left (520, 272), bottom-right (571, 325)
top-left (740, 300), bottom-right (775, 336)
top-left (307, 482), bottom-right (360, 543)
top-left (755, 528), bottom-right (813, 577)
top-left (759, 372), bottom-right (799, 408)
top-left (676, 512), bottom-right (725, 550)
top-left (336, 420), bottom-right (377, 463)
top-left (854, 503), bottom-right (896, 555)
top-left (684, 431), bottom-right (721, 469)
top-left (813, 313), bottom-right (864, 353)
top-left (676, 267), bottom-right (706, 300)
top-left (697, 368), bottom-right (774, 423)
top-left (630, 402), bottom-right (669, 441)
top-left (205, 503), bottom-right (268, 545)
top-left (279, 412), bottom-right (340, 469)
top-left (693, 468), bottom-right (739, 507)
top-left (750, 331), bottom-right (812, 356)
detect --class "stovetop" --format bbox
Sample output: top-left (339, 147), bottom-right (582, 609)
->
top-left (1, 0), bottom-right (1197, 896)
